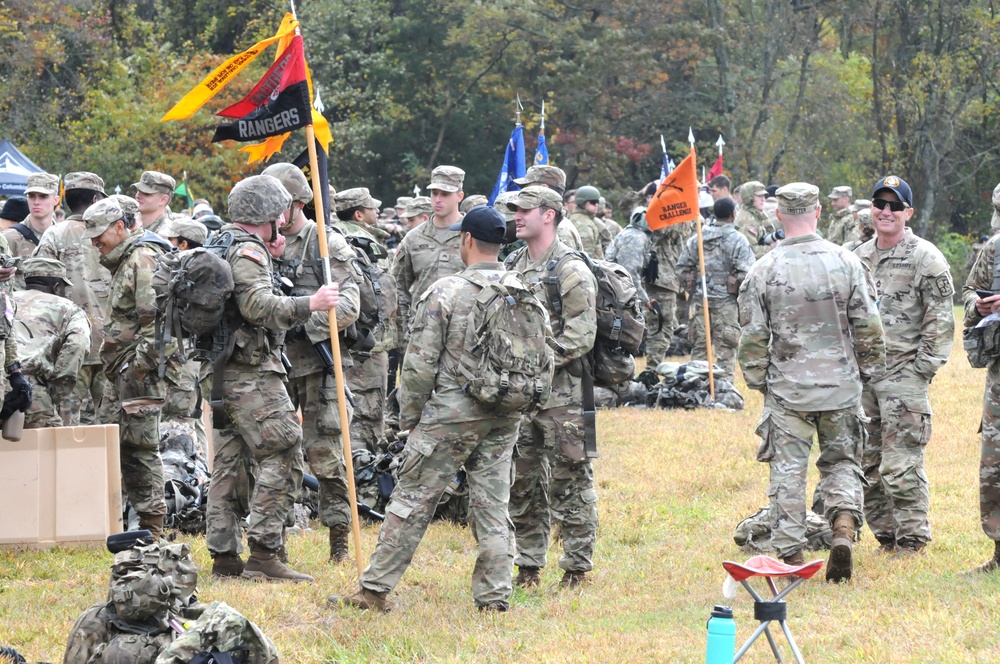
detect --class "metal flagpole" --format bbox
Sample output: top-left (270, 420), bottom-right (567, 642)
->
top-left (689, 129), bottom-right (715, 401)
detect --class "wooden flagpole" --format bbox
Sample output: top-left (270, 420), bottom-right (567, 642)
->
top-left (688, 131), bottom-right (716, 401)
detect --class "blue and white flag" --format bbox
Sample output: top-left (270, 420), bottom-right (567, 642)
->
top-left (488, 125), bottom-right (526, 205)
top-left (658, 134), bottom-right (675, 183)
top-left (534, 130), bottom-right (548, 166)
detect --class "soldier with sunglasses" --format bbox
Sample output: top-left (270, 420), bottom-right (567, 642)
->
top-left (854, 176), bottom-right (955, 559)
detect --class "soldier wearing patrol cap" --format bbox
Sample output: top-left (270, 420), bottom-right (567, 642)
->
top-left (738, 182), bottom-right (886, 582)
top-left (8, 173), bottom-right (61, 257)
top-left (265, 163), bottom-right (364, 564)
top-left (163, 217), bottom-right (208, 250)
top-left (83, 198), bottom-right (174, 538)
top-left (824, 185), bottom-right (854, 244)
top-left (13, 257), bottom-right (90, 429)
top-left (394, 196), bottom-right (413, 220)
top-left (854, 175), bottom-right (954, 560)
top-left (391, 165), bottom-right (466, 350)
top-left (132, 170), bottom-right (176, 236)
top-left (504, 186), bottom-right (600, 590)
top-left (514, 165), bottom-right (584, 252)
top-left (204, 175), bottom-right (340, 583)
top-left (735, 180), bottom-right (780, 260)
top-left (34, 173), bottom-right (112, 425)
top-left (401, 196), bottom-right (431, 231)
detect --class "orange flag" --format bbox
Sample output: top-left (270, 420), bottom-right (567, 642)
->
top-left (646, 149), bottom-right (700, 230)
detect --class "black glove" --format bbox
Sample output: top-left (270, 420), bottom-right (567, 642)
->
top-left (2, 371), bottom-right (32, 419)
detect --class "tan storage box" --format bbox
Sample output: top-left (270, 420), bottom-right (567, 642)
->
top-left (0, 425), bottom-right (122, 548)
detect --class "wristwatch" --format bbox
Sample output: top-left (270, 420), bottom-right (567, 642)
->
top-left (5, 361), bottom-right (21, 374)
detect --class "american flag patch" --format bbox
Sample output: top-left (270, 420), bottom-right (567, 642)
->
top-left (240, 247), bottom-right (266, 264)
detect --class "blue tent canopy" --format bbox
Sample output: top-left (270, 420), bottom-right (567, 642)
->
top-left (0, 139), bottom-right (44, 197)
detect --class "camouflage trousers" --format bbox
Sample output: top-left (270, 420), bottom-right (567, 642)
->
top-left (688, 298), bottom-right (740, 383)
top-left (349, 386), bottom-right (386, 453)
top-left (24, 381), bottom-right (61, 428)
top-left (756, 395), bottom-right (865, 559)
top-left (162, 358), bottom-right (207, 456)
top-left (287, 370), bottom-right (352, 528)
top-left (206, 368), bottom-right (304, 554)
top-left (68, 363), bottom-right (113, 425)
top-left (644, 285), bottom-right (678, 365)
top-left (509, 405), bottom-right (599, 573)
top-left (361, 416), bottom-right (520, 607)
top-left (979, 361), bottom-right (1000, 540)
top-left (861, 365), bottom-right (933, 546)
top-left (108, 367), bottom-right (167, 519)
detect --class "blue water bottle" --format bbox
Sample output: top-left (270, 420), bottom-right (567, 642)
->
top-left (705, 604), bottom-right (736, 664)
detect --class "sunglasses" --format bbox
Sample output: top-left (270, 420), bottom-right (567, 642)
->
top-left (872, 198), bottom-right (908, 212)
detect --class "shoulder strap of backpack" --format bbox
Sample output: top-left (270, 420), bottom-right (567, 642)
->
top-left (991, 241), bottom-right (1000, 292)
top-left (544, 251), bottom-right (589, 318)
top-left (10, 223), bottom-right (39, 245)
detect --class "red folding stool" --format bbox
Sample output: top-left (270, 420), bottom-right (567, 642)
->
top-left (721, 555), bottom-right (824, 663)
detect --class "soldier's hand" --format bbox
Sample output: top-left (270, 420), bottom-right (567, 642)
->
top-left (265, 234), bottom-right (286, 259)
top-left (976, 293), bottom-right (1000, 316)
top-left (0, 266), bottom-right (15, 283)
top-left (647, 298), bottom-right (657, 310)
top-left (310, 283), bottom-right (340, 311)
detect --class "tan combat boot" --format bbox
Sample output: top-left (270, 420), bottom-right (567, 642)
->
top-left (826, 513), bottom-right (855, 583)
top-left (329, 525), bottom-right (350, 563)
top-left (327, 586), bottom-right (392, 613)
top-left (514, 566), bottom-right (541, 588)
top-left (138, 514), bottom-right (164, 539)
top-left (243, 546), bottom-right (314, 583)
top-left (559, 571), bottom-right (588, 589)
top-left (781, 550), bottom-right (805, 566)
top-left (211, 553), bottom-right (245, 579)
top-left (965, 540), bottom-right (1000, 575)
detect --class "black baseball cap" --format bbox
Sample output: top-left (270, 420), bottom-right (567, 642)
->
top-left (872, 175), bottom-right (912, 207)
top-left (449, 205), bottom-right (506, 243)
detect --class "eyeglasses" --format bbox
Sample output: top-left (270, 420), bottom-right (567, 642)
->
top-left (872, 198), bottom-right (908, 212)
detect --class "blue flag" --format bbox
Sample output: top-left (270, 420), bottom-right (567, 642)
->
top-left (488, 125), bottom-right (526, 205)
top-left (534, 130), bottom-right (549, 166)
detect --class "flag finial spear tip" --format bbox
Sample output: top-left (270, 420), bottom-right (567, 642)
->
top-left (688, 127), bottom-right (695, 146)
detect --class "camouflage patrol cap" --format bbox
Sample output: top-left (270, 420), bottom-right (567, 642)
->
top-left (856, 208), bottom-right (873, 229)
top-left (403, 196), bottom-right (432, 218)
top-left (460, 194), bottom-right (488, 213)
top-left (514, 165), bottom-right (567, 194)
top-left (395, 196), bottom-right (413, 209)
top-left (64, 171), bottom-right (106, 195)
top-left (850, 199), bottom-right (871, 212)
top-left (228, 174), bottom-right (292, 225)
top-left (24, 173), bottom-right (60, 196)
top-left (108, 195), bottom-right (139, 227)
top-left (775, 182), bottom-right (820, 215)
top-left (506, 185), bottom-right (563, 211)
top-left (132, 170), bottom-right (176, 195)
top-left (164, 217), bottom-right (208, 245)
top-left (427, 165), bottom-right (465, 193)
top-left (20, 257), bottom-right (72, 284)
top-left (827, 185), bottom-right (853, 199)
top-left (82, 198), bottom-right (126, 239)
top-left (493, 191), bottom-right (518, 222)
top-left (334, 187), bottom-right (381, 213)
top-left (261, 162), bottom-right (313, 205)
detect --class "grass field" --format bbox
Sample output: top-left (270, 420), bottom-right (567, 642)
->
top-left (3, 318), bottom-right (1000, 662)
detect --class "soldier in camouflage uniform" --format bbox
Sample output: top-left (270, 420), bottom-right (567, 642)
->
top-left (598, 197), bottom-right (621, 242)
top-left (14, 258), bottom-right (90, 428)
top-left (400, 196), bottom-right (431, 231)
top-left (824, 185), bottom-right (854, 244)
top-left (392, 165), bottom-right (466, 348)
top-left (842, 207), bottom-right (874, 252)
top-left (854, 176), bottom-right (954, 558)
top-left (83, 198), bottom-right (175, 538)
top-left (738, 183), bottom-right (886, 582)
top-left (132, 170), bottom-right (176, 235)
top-left (7, 172), bottom-right (60, 259)
top-left (646, 221), bottom-right (688, 365)
top-left (331, 206), bottom-right (522, 613)
top-left (35, 172), bottom-right (112, 425)
top-left (570, 186), bottom-right (612, 258)
top-left (205, 175), bottom-right (340, 583)
top-left (678, 197), bottom-right (755, 383)
top-left (264, 163), bottom-right (362, 562)
top-left (606, 204), bottom-right (654, 309)
top-left (513, 165), bottom-right (585, 252)
top-left (735, 180), bottom-right (781, 260)
top-left (963, 186), bottom-right (1000, 572)
top-left (334, 188), bottom-right (398, 457)
top-left (506, 186), bottom-right (599, 589)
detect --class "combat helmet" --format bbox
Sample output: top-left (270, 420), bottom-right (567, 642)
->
top-left (261, 163), bottom-right (313, 205)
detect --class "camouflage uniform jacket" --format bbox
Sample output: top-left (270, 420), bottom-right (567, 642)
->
top-left (143, 209), bottom-right (174, 237)
top-left (508, 238), bottom-right (597, 409)
top-left (963, 233), bottom-right (1000, 327)
top-left (605, 222), bottom-right (652, 304)
top-left (99, 229), bottom-right (172, 376)
top-left (399, 261), bottom-right (513, 431)
top-left (13, 289), bottom-right (90, 404)
top-left (334, 219), bottom-right (390, 245)
top-left (0, 233), bottom-right (19, 366)
top-left (334, 219), bottom-right (399, 353)
top-left (221, 224), bottom-right (313, 374)
top-left (274, 221), bottom-right (361, 379)
top-left (650, 222), bottom-right (688, 293)
top-left (3, 218), bottom-right (47, 258)
top-left (603, 218), bottom-right (622, 241)
top-left (735, 207), bottom-right (778, 259)
top-left (738, 233), bottom-right (886, 410)
top-left (558, 217), bottom-right (584, 252)
top-left (854, 229), bottom-right (955, 379)
top-left (391, 218), bottom-right (463, 346)
top-left (825, 207), bottom-right (854, 245)
top-left (677, 223), bottom-right (755, 302)
top-left (34, 213), bottom-right (112, 364)
top-left (570, 211), bottom-right (609, 258)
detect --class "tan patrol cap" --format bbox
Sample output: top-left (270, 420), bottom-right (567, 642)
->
top-left (132, 170), bottom-right (176, 195)
top-left (107, 195), bottom-right (139, 224)
top-left (24, 173), bottom-right (60, 196)
top-left (506, 185), bottom-right (563, 212)
top-left (395, 196), bottom-right (413, 209)
top-left (427, 165), bottom-right (465, 193)
top-left (20, 257), bottom-right (72, 285)
top-left (82, 198), bottom-right (125, 239)
top-left (493, 191), bottom-right (519, 222)
top-left (513, 165), bottom-right (567, 194)
top-left (334, 187), bottom-right (381, 213)
top-left (402, 196), bottom-right (432, 218)
top-left (64, 172), bottom-right (106, 195)
top-left (850, 199), bottom-right (871, 212)
top-left (775, 183), bottom-right (820, 215)
top-left (827, 185), bottom-right (853, 199)
top-left (164, 217), bottom-right (208, 245)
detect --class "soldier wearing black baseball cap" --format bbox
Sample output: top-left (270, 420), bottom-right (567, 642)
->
top-left (449, 205), bottom-right (506, 245)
